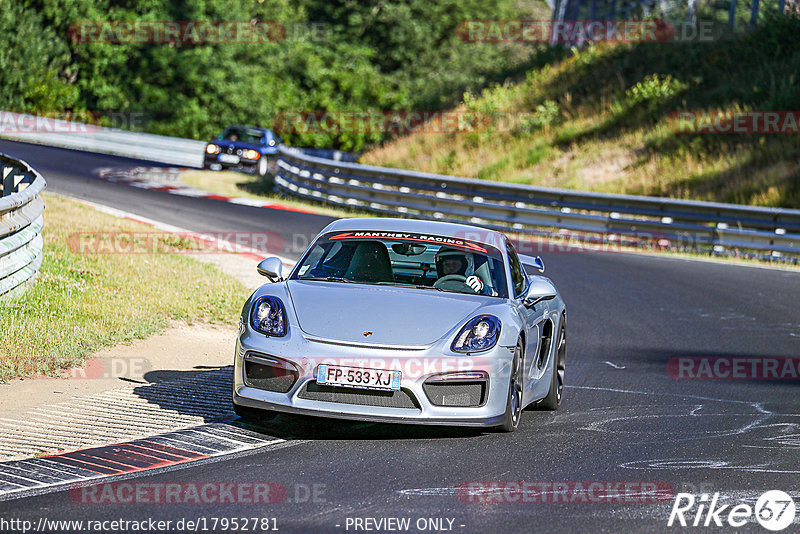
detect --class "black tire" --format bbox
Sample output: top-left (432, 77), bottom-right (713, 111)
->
top-left (497, 339), bottom-right (524, 432)
top-left (233, 402), bottom-right (274, 422)
top-left (538, 318), bottom-right (566, 410)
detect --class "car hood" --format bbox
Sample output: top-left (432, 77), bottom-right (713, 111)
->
top-left (211, 140), bottom-right (260, 151)
top-left (286, 280), bottom-right (490, 347)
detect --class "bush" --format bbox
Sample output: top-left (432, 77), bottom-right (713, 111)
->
top-left (0, 3), bottom-right (77, 112)
top-left (9, 0), bottom-right (544, 151)
top-left (515, 100), bottom-right (560, 134)
top-left (623, 74), bottom-right (688, 111)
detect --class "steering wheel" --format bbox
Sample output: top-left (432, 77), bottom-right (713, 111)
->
top-left (433, 274), bottom-right (471, 292)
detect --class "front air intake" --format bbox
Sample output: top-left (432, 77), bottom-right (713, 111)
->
top-left (423, 372), bottom-right (488, 407)
top-left (243, 353), bottom-right (298, 393)
top-left (298, 382), bottom-right (420, 409)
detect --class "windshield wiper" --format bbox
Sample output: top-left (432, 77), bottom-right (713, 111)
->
top-left (299, 276), bottom-right (352, 283)
top-left (376, 282), bottom-right (445, 291)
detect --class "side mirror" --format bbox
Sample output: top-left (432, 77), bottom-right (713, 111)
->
top-left (523, 278), bottom-right (557, 308)
top-left (257, 257), bottom-right (284, 282)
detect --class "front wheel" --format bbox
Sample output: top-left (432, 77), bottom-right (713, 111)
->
top-left (497, 339), bottom-right (524, 432)
top-left (538, 319), bottom-right (566, 410)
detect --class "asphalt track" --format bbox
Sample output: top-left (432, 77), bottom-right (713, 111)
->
top-left (1, 139), bottom-right (799, 533)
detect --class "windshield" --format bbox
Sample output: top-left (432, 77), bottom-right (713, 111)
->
top-left (292, 231), bottom-right (508, 298)
top-left (220, 126), bottom-right (263, 144)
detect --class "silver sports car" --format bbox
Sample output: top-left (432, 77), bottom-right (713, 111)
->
top-left (233, 218), bottom-right (566, 432)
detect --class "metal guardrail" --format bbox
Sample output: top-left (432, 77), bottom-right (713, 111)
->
top-left (2, 112), bottom-right (797, 259)
top-left (0, 153), bottom-right (46, 298)
top-left (0, 111), bottom-right (358, 168)
top-left (275, 146), bottom-right (800, 258)
top-left (0, 111), bottom-right (206, 168)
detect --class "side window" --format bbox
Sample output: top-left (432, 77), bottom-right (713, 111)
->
top-left (507, 244), bottom-right (526, 297)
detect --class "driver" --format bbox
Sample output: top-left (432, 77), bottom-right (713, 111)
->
top-left (435, 248), bottom-right (492, 295)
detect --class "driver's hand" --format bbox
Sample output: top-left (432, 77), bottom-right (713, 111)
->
top-left (466, 275), bottom-right (484, 293)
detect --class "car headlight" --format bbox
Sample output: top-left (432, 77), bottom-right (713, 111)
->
top-left (206, 144), bottom-right (220, 154)
top-left (250, 296), bottom-right (287, 337)
top-left (244, 149), bottom-right (260, 159)
top-left (452, 315), bottom-right (500, 353)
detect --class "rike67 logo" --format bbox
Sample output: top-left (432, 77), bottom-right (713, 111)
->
top-left (668, 490), bottom-right (796, 530)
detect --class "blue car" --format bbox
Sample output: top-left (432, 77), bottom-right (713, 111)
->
top-left (203, 125), bottom-right (281, 177)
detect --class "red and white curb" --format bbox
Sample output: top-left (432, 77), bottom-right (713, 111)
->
top-left (96, 166), bottom-right (316, 214)
top-left (72, 196), bottom-right (296, 269)
top-left (0, 367), bottom-right (237, 462)
top-left (0, 423), bottom-right (284, 501)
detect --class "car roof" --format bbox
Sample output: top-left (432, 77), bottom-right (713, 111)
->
top-left (321, 218), bottom-right (508, 248)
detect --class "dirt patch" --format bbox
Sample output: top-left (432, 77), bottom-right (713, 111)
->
top-left (0, 321), bottom-right (237, 420)
top-left (575, 149), bottom-right (635, 189)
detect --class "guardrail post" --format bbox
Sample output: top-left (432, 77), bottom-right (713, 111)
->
top-left (2, 165), bottom-right (17, 197)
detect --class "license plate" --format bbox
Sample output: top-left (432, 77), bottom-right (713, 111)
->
top-left (219, 153), bottom-right (240, 164)
top-left (316, 365), bottom-right (401, 391)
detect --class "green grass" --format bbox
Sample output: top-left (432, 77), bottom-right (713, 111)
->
top-left (0, 194), bottom-right (249, 382)
top-left (362, 13), bottom-right (800, 209)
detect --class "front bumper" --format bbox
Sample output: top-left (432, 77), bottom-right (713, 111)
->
top-left (204, 154), bottom-right (261, 171)
top-left (232, 329), bottom-right (514, 428)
